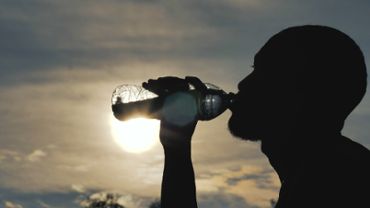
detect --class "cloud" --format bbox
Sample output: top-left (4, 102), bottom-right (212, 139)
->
top-left (0, 148), bottom-right (49, 163)
top-left (71, 184), bottom-right (86, 194)
top-left (78, 191), bottom-right (151, 208)
top-left (78, 190), bottom-right (261, 208)
top-left (1, 188), bottom-right (262, 208)
top-left (226, 169), bottom-right (277, 190)
top-left (196, 165), bottom-right (279, 207)
top-left (0, 0), bottom-right (232, 76)
top-left (26, 149), bottom-right (47, 162)
top-left (4, 201), bottom-right (23, 208)
top-left (36, 200), bottom-right (52, 208)
top-left (0, 0), bottom-right (369, 82)
top-left (198, 192), bottom-right (259, 208)
top-left (0, 188), bottom-right (80, 208)
top-left (0, 149), bottom-right (22, 162)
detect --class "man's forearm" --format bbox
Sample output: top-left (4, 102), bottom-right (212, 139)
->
top-left (161, 143), bottom-right (198, 208)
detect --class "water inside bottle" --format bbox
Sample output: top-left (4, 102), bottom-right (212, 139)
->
top-left (112, 85), bottom-right (158, 105)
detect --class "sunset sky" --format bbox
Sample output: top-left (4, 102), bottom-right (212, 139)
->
top-left (1, 1), bottom-right (370, 208)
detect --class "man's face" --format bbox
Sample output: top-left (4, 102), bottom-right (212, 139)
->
top-left (228, 69), bottom-right (265, 141)
top-left (228, 56), bottom-right (297, 141)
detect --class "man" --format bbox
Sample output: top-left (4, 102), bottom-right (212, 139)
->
top-left (143, 25), bottom-right (370, 208)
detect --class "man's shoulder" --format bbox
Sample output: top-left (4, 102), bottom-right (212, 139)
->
top-left (302, 137), bottom-right (369, 197)
top-left (313, 136), bottom-right (370, 177)
top-left (334, 136), bottom-right (370, 165)
top-left (276, 136), bottom-right (370, 207)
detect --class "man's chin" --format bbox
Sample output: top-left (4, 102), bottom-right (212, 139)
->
top-left (228, 116), bottom-right (260, 141)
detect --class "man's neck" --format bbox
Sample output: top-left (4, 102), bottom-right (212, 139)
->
top-left (260, 131), bottom-right (342, 183)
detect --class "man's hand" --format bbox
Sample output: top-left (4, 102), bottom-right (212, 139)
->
top-left (143, 76), bottom-right (204, 208)
top-left (142, 76), bottom-right (206, 148)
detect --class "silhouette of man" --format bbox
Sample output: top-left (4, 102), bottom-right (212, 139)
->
top-left (143, 25), bottom-right (370, 208)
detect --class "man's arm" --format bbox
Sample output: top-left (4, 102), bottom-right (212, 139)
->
top-left (161, 142), bottom-right (197, 208)
top-left (143, 77), bottom-right (202, 208)
top-left (159, 108), bottom-right (198, 208)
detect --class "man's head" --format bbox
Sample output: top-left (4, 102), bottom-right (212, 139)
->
top-left (228, 25), bottom-right (367, 141)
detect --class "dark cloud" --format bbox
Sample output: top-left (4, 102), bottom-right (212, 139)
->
top-left (0, 188), bottom-right (79, 208)
top-left (1, 188), bottom-right (262, 208)
top-left (0, 1), bottom-right (223, 72)
top-left (78, 191), bottom-right (158, 208)
top-left (226, 168), bottom-right (277, 190)
top-left (1, 0), bottom-right (369, 89)
top-left (0, 189), bottom-right (149, 208)
top-left (0, 186), bottom-right (272, 208)
top-left (79, 190), bottom-right (261, 208)
top-left (198, 192), bottom-right (260, 208)
top-left (1, 0), bottom-right (369, 87)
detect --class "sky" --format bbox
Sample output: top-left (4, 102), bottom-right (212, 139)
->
top-left (0, 0), bottom-right (370, 208)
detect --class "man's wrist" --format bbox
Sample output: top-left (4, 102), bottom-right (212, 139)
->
top-left (163, 140), bottom-right (192, 157)
top-left (161, 135), bottom-right (191, 148)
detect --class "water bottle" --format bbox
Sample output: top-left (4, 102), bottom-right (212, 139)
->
top-left (111, 82), bottom-right (234, 121)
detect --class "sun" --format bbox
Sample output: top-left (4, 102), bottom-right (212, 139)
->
top-left (110, 115), bottom-right (160, 153)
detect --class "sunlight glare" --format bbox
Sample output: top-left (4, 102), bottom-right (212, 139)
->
top-left (110, 116), bottom-right (160, 153)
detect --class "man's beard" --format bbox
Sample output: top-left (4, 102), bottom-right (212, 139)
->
top-left (228, 113), bottom-right (260, 142)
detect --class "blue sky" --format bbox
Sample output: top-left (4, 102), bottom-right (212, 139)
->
top-left (0, 0), bottom-right (369, 207)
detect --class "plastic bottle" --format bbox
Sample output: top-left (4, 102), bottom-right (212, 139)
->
top-left (111, 83), bottom-right (234, 121)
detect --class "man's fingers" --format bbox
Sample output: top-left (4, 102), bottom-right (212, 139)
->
top-left (185, 76), bottom-right (207, 93)
top-left (143, 76), bottom-right (208, 96)
top-left (142, 77), bottom-right (190, 95)
top-left (143, 81), bottom-right (165, 96)
top-left (158, 77), bottom-right (189, 92)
